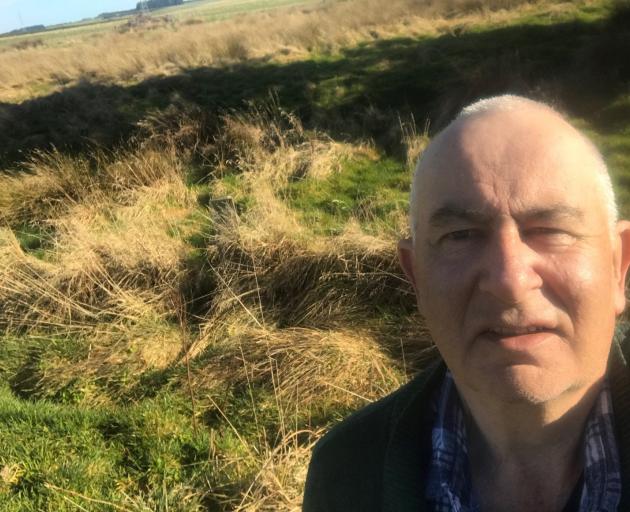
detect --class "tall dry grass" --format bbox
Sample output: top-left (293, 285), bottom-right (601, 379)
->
top-left (0, 100), bottom-right (432, 508)
top-left (0, 0), bottom-right (560, 102)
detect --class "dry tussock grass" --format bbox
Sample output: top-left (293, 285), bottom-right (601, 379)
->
top-left (192, 325), bottom-right (414, 409)
top-left (201, 234), bottom-right (411, 329)
top-left (54, 178), bottom-right (193, 275)
top-left (0, 192), bottom-right (188, 380)
top-left (0, 0), bottom-right (555, 102)
top-left (235, 429), bottom-right (321, 511)
top-left (0, 150), bottom-right (94, 225)
top-left (0, 101), bottom-right (431, 507)
top-left (209, 98), bottom-right (361, 182)
top-left (0, 142), bottom-right (197, 399)
top-left (205, 98), bottom-right (377, 247)
top-left (0, 172), bottom-right (192, 326)
top-left (399, 114), bottom-right (431, 173)
top-left (0, 143), bottom-right (184, 225)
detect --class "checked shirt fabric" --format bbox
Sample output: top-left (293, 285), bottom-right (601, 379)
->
top-left (425, 371), bottom-right (621, 512)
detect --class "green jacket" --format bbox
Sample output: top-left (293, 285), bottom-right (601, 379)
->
top-left (303, 340), bottom-right (630, 512)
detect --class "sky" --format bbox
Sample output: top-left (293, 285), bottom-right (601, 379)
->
top-left (0, 0), bottom-right (139, 34)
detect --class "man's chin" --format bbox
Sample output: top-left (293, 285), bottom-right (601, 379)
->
top-left (477, 365), bottom-right (576, 405)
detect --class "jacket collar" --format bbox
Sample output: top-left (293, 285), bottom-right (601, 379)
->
top-left (382, 357), bottom-right (445, 512)
top-left (608, 339), bottom-right (630, 510)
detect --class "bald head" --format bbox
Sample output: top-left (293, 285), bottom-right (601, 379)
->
top-left (409, 95), bottom-right (617, 239)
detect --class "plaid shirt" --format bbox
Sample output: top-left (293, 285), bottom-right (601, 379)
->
top-left (425, 371), bottom-right (621, 512)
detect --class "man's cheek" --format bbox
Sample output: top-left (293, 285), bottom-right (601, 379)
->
top-left (417, 296), bottom-right (459, 344)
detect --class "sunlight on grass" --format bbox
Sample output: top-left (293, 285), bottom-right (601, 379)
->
top-left (285, 155), bottom-right (409, 235)
top-left (1, 0), bottom-right (629, 509)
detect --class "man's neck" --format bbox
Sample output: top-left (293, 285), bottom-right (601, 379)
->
top-left (460, 380), bottom-right (604, 512)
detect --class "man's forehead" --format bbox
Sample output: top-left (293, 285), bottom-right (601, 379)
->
top-left (423, 107), bottom-right (580, 172)
top-left (414, 109), bottom-right (602, 232)
top-left (415, 109), bottom-right (602, 212)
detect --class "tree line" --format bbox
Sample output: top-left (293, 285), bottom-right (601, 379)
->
top-left (136, 0), bottom-right (183, 10)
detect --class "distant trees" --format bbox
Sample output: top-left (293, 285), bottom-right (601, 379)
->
top-left (136, 0), bottom-right (183, 10)
top-left (7, 25), bottom-right (46, 36)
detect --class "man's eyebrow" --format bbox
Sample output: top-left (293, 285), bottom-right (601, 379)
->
top-left (428, 205), bottom-right (491, 226)
top-left (428, 204), bottom-right (585, 227)
top-left (520, 205), bottom-right (584, 222)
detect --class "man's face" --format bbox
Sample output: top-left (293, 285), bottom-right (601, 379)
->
top-left (400, 108), bottom-right (630, 404)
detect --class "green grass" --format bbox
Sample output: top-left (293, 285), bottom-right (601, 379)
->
top-left (0, 337), bottom-right (318, 510)
top-left (12, 224), bottom-right (54, 258)
top-left (0, 334), bottom-right (270, 510)
top-left (285, 155), bottom-right (409, 235)
top-left (0, 385), bottom-right (214, 511)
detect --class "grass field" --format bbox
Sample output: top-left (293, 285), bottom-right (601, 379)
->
top-left (1, 0), bottom-right (630, 509)
top-left (0, 0), bottom-right (316, 47)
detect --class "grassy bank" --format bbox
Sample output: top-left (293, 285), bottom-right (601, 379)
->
top-left (1, 0), bottom-right (630, 509)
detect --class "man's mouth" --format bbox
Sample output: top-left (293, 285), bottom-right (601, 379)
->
top-left (487, 326), bottom-right (548, 335)
top-left (480, 324), bottom-right (557, 350)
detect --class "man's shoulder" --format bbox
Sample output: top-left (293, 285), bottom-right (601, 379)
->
top-left (309, 379), bottom-right (411, 462)
top-left (310, 357), bottom-right (444, 458)
top-left (303, 357), bottom-right (444, 512)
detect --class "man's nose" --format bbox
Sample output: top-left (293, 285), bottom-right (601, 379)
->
top-left (477, 228), bottom-right (543, 304)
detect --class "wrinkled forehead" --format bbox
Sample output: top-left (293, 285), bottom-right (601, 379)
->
top-left (414, 109), bottom-right (605, 223)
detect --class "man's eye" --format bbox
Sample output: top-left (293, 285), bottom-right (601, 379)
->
top-left (526, 227), bottom-right (573, 238)
top-left (528, 227), bottom-right (562, 235)
top-left (440, 229), bottom-right (481, 243)
top-left (524, 227), bottom-right (578, 247)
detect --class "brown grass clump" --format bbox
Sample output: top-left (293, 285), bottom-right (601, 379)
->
top-left (54, 177), bottom-right (193, 276)
top-left (201, 235), bottom-right (413, 329)
top-left (188, 224), bottom-right (430, 507)
top-left (0, 150), bottom-right (94, 225)
top-left (194, 324), bottom-right (410, 408)
top-left (235, 429), bottom-right (321, 511)
top-left (209, 98), bottom-right (358, 183)
top-left (202, 98), bottom-right (375, 247)
top-left (400, 114), bottom-right (431, 173)
top-left (186, 224), bottom-right (428, 507)
top-left (0, 140), bottom-right (199, 400)
top-left (185, 204), bottom-right (431, 419)
top-left (0, 143), bottom-right (184, 226)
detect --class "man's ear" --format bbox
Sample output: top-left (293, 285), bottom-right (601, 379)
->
top-left (614, 221), bottom-right (630, 315)
top-left (398, 238), bottom-right (418, 294)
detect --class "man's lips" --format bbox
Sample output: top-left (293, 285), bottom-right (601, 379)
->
top-left (486, 325), bottom-right (549, 335)
top-left (478, 325), bottom-right (558, 350)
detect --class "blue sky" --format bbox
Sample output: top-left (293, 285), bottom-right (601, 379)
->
top-left (0, 0), bottom-right (138, 34)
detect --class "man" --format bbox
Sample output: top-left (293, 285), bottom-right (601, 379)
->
top-left (302, 95), bottom-right (630, 511)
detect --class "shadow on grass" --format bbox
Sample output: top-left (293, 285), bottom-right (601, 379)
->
top-left (1, 5), bottom-right (629, 170)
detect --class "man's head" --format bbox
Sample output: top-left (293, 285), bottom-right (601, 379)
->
top-left (399, 95), bottom-right (630, 405)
